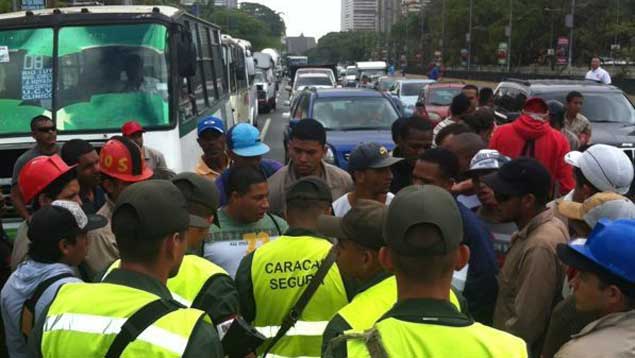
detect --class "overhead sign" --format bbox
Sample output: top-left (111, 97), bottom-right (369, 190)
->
top-left (556, 36), bottom-right (569, 65)
top-left (21, 0), bottom-right (46, 10)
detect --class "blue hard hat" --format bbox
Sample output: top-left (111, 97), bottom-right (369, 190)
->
top-left (558, 219), bottom-right (635, 284)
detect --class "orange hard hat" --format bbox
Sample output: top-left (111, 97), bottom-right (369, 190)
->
top-left (18, 155), bottom-right (76, 204)
top-left (99, 136), bottom-right (153, 182)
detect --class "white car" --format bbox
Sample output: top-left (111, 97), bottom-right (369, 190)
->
top-left (342, 66), bottom-right (358, 87)
top-left (392, 79), bottom-right (436, 116)
top-left (294, 68), bottom-right (336, 86)
top-left (287, 72), bottom-right (336, 104)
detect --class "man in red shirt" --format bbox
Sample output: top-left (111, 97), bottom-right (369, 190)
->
top-left (489, 97), bottom-right (574, 195)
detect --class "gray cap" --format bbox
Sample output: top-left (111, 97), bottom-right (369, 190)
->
top-left (565, 144), bottom-right (634, 195)
top-left (318, 199), bottom-right (386, 250)
top-left (465, 149), bottom-right (511, 176)
top-left (348, 142), bottom-right (403, 173)
top-left (171, 172), bottom-right (219, 228)
top-left (112, 180), bottom-right (189, 242)
top-left (286, 176), bottom-right (333, 204)
top-left (384, 185), bottom-right (463, 256)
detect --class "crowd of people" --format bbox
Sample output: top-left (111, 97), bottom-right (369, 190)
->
top-left (0, 77), bottom-right (634, 358)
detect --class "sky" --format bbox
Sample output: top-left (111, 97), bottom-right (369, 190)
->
top-left (239, 0), bottom-right (341, 41)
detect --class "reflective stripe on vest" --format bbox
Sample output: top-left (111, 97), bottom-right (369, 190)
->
top-left (105, 255), bottom-right (228, 308)
top-left (251, 235), bottom-right (348, 358)
top-left (346, 317), bottom-right (528, 358)
top-left (41, 282), bottom-right (209, 358)
top-left (338, 276), bottom-right (462, 332)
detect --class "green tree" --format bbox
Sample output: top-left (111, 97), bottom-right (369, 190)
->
top-left (239, 2), bottom-right (286, 39)
top-left (203, 6), bottom-right (281, 50)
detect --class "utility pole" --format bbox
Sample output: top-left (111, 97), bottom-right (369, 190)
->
top-left (568, 0), bottom-right (575, 68)
top-left (467, 0), bottom-right (473, 71)
top-left (506, 0), bottom-right (512, 72)
top-left (441, 0), bottom-right (447, 58)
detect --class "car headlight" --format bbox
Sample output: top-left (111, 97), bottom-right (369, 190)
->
top-left (324, 146), bottom-right (336, 164)
top-left (428, 112), bottom-right (442, 122)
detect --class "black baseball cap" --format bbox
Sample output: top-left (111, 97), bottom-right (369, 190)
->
top-left (348, 143), bottom-right (403, 173)
top-left (29, 200), bottom-right (108, 244)
top-left (384, 185), bottom-right (463, 257)
top-left (171, 172), bottom-right (219, 228)
top-left (482, 158), bottom-right (551, 198)
top-left (318, 199), bottom-right (386, 250)
top-left (112, 180), bottom-right (189, 241)
top-left (286, 176), bottom-right (333, 204)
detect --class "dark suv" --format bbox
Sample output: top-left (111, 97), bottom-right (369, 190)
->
top-left (494, 79), bottom-right (635, 159)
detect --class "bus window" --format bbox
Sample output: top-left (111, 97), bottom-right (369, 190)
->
top-left (56, 23), bottom-right (169, 131)
top-left (203, 28), bottom-right (219, 101)
top-left (0, 28), bottom-right (54, 135)
top-left (189, 22), bottom-right (207, 110)
top-left (236, 47), bottom-right (247, 90)
top-left (210, 29), bottom-right (226, 97)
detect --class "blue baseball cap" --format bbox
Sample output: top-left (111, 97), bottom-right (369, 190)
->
top-left (558, 219), bottom-right (635, 285)
top-left (227, 123), bottom-right (270, 157)
top-left (197, 116), bottom-right (225, 136)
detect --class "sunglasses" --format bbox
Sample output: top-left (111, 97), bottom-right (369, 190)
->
top-left (36, 126), bottom-right (57, 133)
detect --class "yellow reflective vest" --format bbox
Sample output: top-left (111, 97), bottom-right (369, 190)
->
top-left (105, 255), bottom-right (228, 307)
top-left (346, 300), bottom-right (528, 358)
top-left (251, 235), bottom-right (348, 358)
top-left (41, 282), bottom-right (210, 358)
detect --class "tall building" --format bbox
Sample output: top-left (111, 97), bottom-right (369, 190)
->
top-left (376, 0), bottom-right (401, 33)
top-left (214, 0), bottom-right (237, 8)
top-left (286, 34), bottom-right (317, 55)
top-left (341, 0), bottom-right (378, 32)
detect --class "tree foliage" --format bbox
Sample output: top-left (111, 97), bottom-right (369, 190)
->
top-left (239, 2), bottom-right (286, 39)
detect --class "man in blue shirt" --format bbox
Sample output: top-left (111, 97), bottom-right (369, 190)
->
top-left (216, 123), bottom-right (283, 206)
top-left (412, 147), bottom-right (499, 325)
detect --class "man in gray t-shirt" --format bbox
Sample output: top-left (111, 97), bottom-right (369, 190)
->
top-left (10, 116), bottom-right (59, 220)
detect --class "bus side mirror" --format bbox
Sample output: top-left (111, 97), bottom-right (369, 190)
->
top-left (178, 31), bottom-right (197, 77)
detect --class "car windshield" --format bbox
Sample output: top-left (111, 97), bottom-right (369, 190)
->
top-left (255, 72), bottom-right (266, 83)
top-left (313, 96), bottom-right (399, 130)
top-left (401, 82), bottom-right (427, 96)
top-left (0, 23), bottom-right (170, 135)
top-left (360, 69), bottom-right (385, 77)
top-left (428, 87), bottom-right (463, 106)
top-left (378, 78), bottom-right (397, 91)
top-left (346, 68), bottom-right (357, 76)
top-left (540, 91), bottom-right (635, 124)
top-left (296, 76), bottom-right (333, 87)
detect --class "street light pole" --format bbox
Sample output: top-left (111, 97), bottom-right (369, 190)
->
top-left (467, 0), bottom-right (473, 71)
top-left (441, 0), bottom-right (447, 57)
top-left (568, 0), bottom-right (575, 68)
top-left (506, 0), bottom-right (512, 72)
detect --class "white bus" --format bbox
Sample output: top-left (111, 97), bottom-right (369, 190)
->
top-left (0, 6), bottom-right (236, 234)
top-left (221, 35), bottom-right (257, 126)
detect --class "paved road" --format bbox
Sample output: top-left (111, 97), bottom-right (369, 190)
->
top-left (256, 85), bottom-right (290, 164)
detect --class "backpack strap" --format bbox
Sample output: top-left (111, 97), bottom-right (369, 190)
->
top-left (266, 213), bottom-right (283, 236)
top-left (21, 272), bottom-right (75, 338)
top-left (104, 299), bottom-right (184, 358)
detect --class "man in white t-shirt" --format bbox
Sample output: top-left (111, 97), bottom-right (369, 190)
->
top-left (332, 142), bottom-right (403, 217)
top-left (585, 57), bottom-right (612, 85)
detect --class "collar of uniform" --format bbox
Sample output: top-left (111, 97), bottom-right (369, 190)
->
top-left (196, 155), bottom-right (228, 176)
top-left (514, 208), bottom-right (554, 243)
top-left (379, 298), bottom-right (473, 327)
top-left (571, 309), bottom-right (635, 339)
top-left (356, 271), bottom-right (393, 295)
top-left (103, 268), bottom-right (173, 300)
top-left (284, 227), bottom-right (325, 238)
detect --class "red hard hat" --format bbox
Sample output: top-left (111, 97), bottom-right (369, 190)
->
top-left (18, 155), bottom-right (76, 204)
top-left (121, 121), bottom-right (144, 137)
top-left (100, 136), bottom-right (153, 182)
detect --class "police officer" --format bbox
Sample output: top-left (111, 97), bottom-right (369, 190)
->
top-left (85, 136), bottom-right (153, 278)
top-left (319, 200), bottom-right (465, 357)
top-left (235, 177), bottom-right (354, 358)
top-left (34, 180), bottom-right (223, 357)
top-left (339, 185), bottom-right (527, 357)
top-left (104, 173), bottom-right (239, 325)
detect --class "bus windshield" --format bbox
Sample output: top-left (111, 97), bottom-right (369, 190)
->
top-left (0, 23), bottom-right (169, 135)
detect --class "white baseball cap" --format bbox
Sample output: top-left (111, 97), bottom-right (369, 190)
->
top-left (565, 144), bottom-right (634, 195)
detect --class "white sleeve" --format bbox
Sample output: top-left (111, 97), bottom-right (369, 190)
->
top-left (603, 70), bottom-right (612, 85)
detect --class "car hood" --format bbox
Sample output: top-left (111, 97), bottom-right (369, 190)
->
top-left (326, 129), bottom-right (394, 151)
top-left (425, 105), bottom-right (450, 118)
top-left (400, 96), bottom-right (418, 107)
top-left (589, 122), bottom-right (635, 146)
